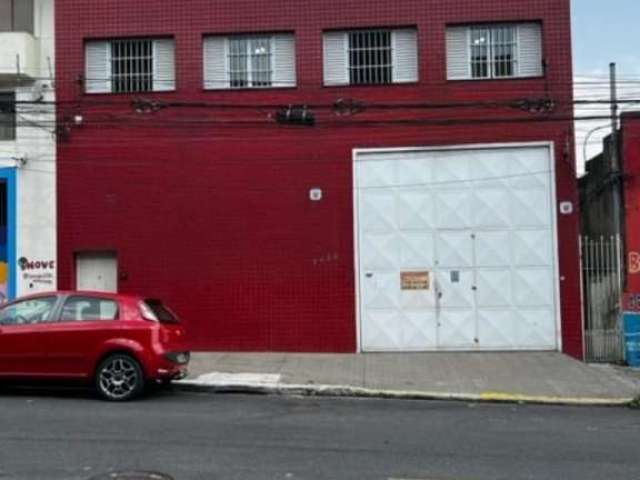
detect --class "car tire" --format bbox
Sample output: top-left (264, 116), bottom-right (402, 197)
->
top-left (95, 353), bottom-right (145, 401)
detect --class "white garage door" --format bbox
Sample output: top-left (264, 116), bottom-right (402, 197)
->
top-left (355, 144), bottom-right (559, 352)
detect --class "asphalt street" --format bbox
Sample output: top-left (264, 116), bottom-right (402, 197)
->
top-left (0, 387), bottom-right (638, 480)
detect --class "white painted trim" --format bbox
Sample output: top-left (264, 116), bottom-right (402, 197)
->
top-left (352, 141), bottom-right (564, 354)
top-left (343, 32), bottom-right (349, 85)
top-left (352, 150), bottom-right (362, 353)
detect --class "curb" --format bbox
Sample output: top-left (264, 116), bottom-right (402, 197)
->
top-left (174, 380), bottom-right (635, 407)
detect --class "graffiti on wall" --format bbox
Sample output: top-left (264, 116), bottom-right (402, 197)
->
top-left (629, 252), bottom-right (640, 275)
top-left (19, 257), bottom-right (56, 289)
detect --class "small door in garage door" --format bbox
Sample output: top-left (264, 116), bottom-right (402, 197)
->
top-left (355, 145), bottom-right (559, 352)
top-left (76, 252), bottom-right (118, 293)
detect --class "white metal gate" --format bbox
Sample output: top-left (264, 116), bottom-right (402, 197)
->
top-left (355, 144), bottom-right (559, 352)
top-left (581, 235), bottom-right (624, 362)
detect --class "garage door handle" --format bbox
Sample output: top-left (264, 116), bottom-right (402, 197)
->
top-left (365, 272), bottom-right (374, 278)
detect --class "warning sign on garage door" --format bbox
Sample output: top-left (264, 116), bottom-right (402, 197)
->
top-left (400, 271), bottom-right (430, 290)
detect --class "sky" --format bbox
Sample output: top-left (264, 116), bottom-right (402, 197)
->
top-left (572, 0), bottom-right (640, 172)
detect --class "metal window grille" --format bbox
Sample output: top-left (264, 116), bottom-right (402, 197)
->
top-left (111, 39), bottom-right (154, 93)
top-left (581, 235), bottom-right (625, 363)
top-left (470, 26), bottom-right (518, 79)
top-left (0, 92), bottom-right (16, 141)
top-left (348, 30), bottom-right (393, 85)
top-left (228, 37), bottom-right (273, 88)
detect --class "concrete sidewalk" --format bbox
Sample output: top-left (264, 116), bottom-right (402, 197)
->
top-left (177, 352), bottom-right (640, 406)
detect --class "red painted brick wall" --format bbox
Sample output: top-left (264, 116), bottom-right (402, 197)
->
top-left (55, 0), bottom-right (582, 357)
top-left (623, 114), bottom-right (640, 293)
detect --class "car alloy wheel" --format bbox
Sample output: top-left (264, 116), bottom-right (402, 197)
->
top-left (96, 354), bottom-right (144, 401)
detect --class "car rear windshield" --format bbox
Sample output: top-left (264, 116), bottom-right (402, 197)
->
top-left (144, 299), bottom-right (180, 324)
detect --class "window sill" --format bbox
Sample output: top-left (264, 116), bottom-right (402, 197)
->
top-left (446, 75), bottom-right (545, 83)
top-left (322, 81), bottom-right (420, 89)
top-left (202, 86), bottom-right (298, 92)
top-left (83, 90), bottom-right (177, 97)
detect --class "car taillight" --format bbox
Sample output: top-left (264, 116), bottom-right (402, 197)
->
top-left (139, 302), bottom-right (159, 322)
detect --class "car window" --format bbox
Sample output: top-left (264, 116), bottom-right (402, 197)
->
top-left (60, 296), bottom-right (119, 322)
top-left (143, 299), bottom-right (180, 324)
top-left (0, 296), bottom-right (58, 326)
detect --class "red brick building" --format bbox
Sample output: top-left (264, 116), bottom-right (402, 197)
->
top-left (55, 0), bottom-right (582, 358)
top-left (622, 114), bottom-right (640, 292)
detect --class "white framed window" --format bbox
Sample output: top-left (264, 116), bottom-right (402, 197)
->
top-left (203, 33), bottom-right (296, 90)
top-left (85, 38), bottom-right (176, 94)
top-left (447, 23), bottom-right (543, 80)
top-left (323, 28), bottom-right (418, 86)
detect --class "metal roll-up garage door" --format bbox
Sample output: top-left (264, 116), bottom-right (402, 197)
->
top-left (355, 144), bottom-right (559, 352)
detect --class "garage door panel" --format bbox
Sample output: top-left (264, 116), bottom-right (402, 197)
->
top-left (510, 188), bottom-right (552, 228)
top-left (360, 233), bottom-right (398, 271)
top-left (509, 172), bottom-right (550, 190)
top-left (357, 159), bottom-right (396, 188)
top-left (436, 270), bottom-right (474, 308)
top-left (509, 149), bottom-right (550, 176)
top-left (361, 311), bottom-right (403, 350)
top-left (437, 232), bottom-right (473, 268)
top-left (473, 187), bottom-right (510, 228)
top-left (398, 233), bottom-right (435, 269)
top-left (357, 145), bottom-right (558, 352)
top-left (469, 150), bottom-right (510, 182)
top-left (395, 157), bottom-right (432, 186)
top-left (435, 188), bottom-right (473, 229)
top-left (477, 309), bottom-right (517, 349)
top-left (516, 309), bottom-right (557, 348)
top-left (438, 309), bottom-right (476, 348)
top-left (512, 229), bottom-right (553, 267)
top-left (476, 269), bottom-right (512, 307)
top-left (433, 153), bottom-right (469, 182)
top-left (361, 272), bottom-right (400, 309)
top-left (396, 190), bottom-right (435, 230)
top-left (402, 311), bottom-right (437, 349)
top-left (401, 289), bottom-right (436, 309)
top-left (513, 268), bottom-right (555, 307)
top-left (475, 231), bottom-right (511, 267)
top-left (360, 191), bottom-right (396, 232)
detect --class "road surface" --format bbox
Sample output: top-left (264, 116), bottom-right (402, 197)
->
top-left (0, 387), bottom-right (638, 480)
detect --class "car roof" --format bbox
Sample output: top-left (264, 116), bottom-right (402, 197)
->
top-left (6, 291), bottom-right (146, 303)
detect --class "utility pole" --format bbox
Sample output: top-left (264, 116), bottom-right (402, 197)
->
top-left (609, 62), bottom-right (625, 302)
top-left (610, 62), bottom-right (622, 239)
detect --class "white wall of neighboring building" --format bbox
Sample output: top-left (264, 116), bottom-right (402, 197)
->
top-left (0, 0), bottom-right (56, 297)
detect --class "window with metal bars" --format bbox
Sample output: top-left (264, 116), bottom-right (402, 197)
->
top-left (111, 39), bottom-right (154, 93)
top-left (86, 38), bottom-right (175, 94)
top-left (470, 25), bottom-right (518, 79)
top-left (228, 36), bottom-right (273, 88)
top-left (348, 30), bottom-right (393, 85)
top-left (0, 93), bottom-right (16, 141)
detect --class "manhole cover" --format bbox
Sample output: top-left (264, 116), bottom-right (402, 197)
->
top-left (89, 472), bottom-right (174, 480)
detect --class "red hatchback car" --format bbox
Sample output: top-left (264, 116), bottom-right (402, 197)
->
top-left (0, 291), bottom-right (190, 401)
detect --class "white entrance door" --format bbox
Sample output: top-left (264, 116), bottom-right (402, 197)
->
top-left (76, 252), bottom-right (118, 293)
top-left (356, 145), bottom-right (558, 352)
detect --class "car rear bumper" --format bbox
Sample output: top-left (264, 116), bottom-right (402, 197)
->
top-left (147, 351), bottom-right (190, 381)
top-left (156, 366), bottom-right (188, 381)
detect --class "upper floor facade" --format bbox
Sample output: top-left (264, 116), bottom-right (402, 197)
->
top-left (55, 0), bottom-right (573, 104)
top-left (0, 0), bottom-right (55, 83)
